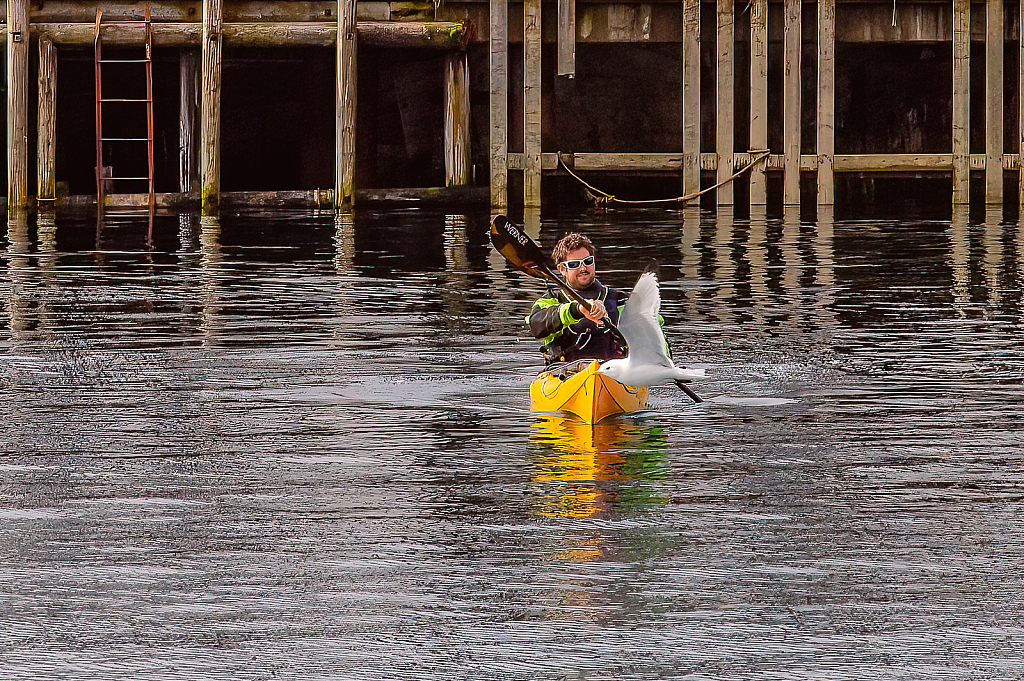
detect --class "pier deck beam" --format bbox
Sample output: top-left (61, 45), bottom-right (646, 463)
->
top-left (200, 0), bottom-right (222, 216)
top-left (37, 37), bottom-right (57, 203)
top-left (26, 21), bottom-right (468, 49)
top-left (489, 0), bottom-right (508, 209)
top-left (7, 0), bottom-right (29, 213)
top-left (336, 0), bottom-right (357, 211)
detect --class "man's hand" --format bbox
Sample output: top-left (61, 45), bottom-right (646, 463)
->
top-left (579, 299), bottom-right (606, 323)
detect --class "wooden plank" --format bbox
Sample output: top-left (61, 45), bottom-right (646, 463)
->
top-left (716, 0), bottom-right (734, 205)
top-left (37, 37), bottom-right (57, 202)
top-left (524, 0), bottom-right (542, 208)
top-left (558, 0), bottom-right (576, 77)
top-left (783, 0), bottom-right (801, 205)
top-left (356, 186), bottom-right (489, 205)
top-left (836, 4), bottom-right (951, 42)
top-left (682, 0), bottom-right (700, 196)
top-left (55, 189), bottom-right (335, 210)
top-left (986, 0), bottom-right (1003, 204)
top-left (390, 2), bottom-right (437, 21)
top-left (572, 153), bottom-right (685, 170)
top-left (336, 0), bottom-right (357, 210)
top-left (833, 153), bottom-right (953, 170)
top-left (200, 0), bottom-right (222, 215)
top-left (9, 1), bottom-right (333, 22)
top-left (817, 0), bottom-right (835, 206)
top-left (221, 189), bottom-right (334, 208)
top-left (179, 50), bottom-right (198, 193)
top-left (7, 0), bottom-right (29, 212)
top-left (13, 2), bottom-right (390, 23)
top-left (444, 52), bottom-right (471, 186)
top-left (525, 151), bottom-right (807, 172)
top-left (29, 21), bottom-right (468, 48)
top-left (359, 3), bottom-right (391, 21)
top-left (214, 22), bottom-right (337, 46)
top-left (607, 3), bottom-right (653, 42)
top-left (356, 21), bottom-right (469, 49)
top-left (490, 0), bottom-right (508, 208)
top-left (517, 152), bottom-right (962, 174)
top-left (953, 0), bottom-right (970, 205)
top-left (34, 23), bottom-right (202, 46)
top-left (750, 0), bottom-right (768, 204)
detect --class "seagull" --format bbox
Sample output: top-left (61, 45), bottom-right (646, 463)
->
top-left (597, 272), bottom-right (706, 387)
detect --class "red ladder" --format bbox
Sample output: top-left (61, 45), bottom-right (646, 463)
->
top-left (94, 7), bottom-right (155, 220)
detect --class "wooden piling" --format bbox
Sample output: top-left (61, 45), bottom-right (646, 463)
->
top-left (749, 0), bottom-right (768, 205)
top-left (716, 0), bottom-right (734, 206)
top-left (336, 0), bottom-right (357, 211)
top-left (524, 0), bottom-right (542, 208)
top-left (953, 0), bottom-right (970, 206)
top-left (444, 52), bottom-right (471, 186)
top-left (489, 0), bottom-right (508, 209)
top-left (817, 0), bottom-right (836, 206)
top-left (179, 49), bottom-right (198, 193)
top-left (7, 0), bottom-right (29, 212)
top-left (558, 0), bottom-right (575, 77)
top-left (200, 0), bottom-right (222, 215)
top-left (682, 0), bottom-right (701, 197)
top-left (783, 0), bottom-right (801, 205)
top-left (986, 0), bottom-right (1003, 205)
top-left (37, 37), bottom-right (57, 203)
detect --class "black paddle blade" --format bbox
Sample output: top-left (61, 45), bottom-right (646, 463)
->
top-left (489, 215), bottom-right (551, 280)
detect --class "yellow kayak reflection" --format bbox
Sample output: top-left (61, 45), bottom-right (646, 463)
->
top-left (530, 415), bottom-right (670, 521)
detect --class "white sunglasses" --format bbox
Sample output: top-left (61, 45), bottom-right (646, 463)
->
top-left (559, 255), bottom-right (595, 269)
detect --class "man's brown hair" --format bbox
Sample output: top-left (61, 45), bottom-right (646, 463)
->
top-left (552, 233), bottom-right (595, 264)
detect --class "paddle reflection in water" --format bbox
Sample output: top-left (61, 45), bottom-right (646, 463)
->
top-left (530, 415), bottom-right (669, 523)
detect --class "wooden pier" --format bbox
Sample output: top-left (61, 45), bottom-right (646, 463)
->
top-left (3, 1), bottom-right (1024, 216)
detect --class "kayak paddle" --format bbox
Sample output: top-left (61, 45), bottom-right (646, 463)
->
top-left (489, 214), bottom-right (598, 313)
top-left (489, 214), bottom-right (703, 404)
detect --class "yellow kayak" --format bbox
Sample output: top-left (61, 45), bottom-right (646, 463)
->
top-left (530, 359), bottom-right (649, 423)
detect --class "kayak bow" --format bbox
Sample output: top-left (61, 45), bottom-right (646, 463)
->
top-left (530, 360), bottom-right (649, 424)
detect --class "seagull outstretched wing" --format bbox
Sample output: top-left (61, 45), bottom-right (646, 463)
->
top-left (617, 272), bottom-right (674, 369)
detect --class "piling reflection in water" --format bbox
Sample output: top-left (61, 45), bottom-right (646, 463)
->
top-left (679, 205), bottom-right (838, 334)
top-left (4, 217), bottom-right (32, 343)
top-left (530, 415), bottom-right (669, 523)
top-left (333, 211), bottom-right (355, 274)
top-left (199, 215), bottom-right (223, 344)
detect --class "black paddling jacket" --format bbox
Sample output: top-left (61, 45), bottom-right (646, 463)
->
top-left (527, 280), bottom-right (628, 364)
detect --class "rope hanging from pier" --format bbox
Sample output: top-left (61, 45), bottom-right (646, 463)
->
top-left (557, 149), bottom-right (772, 207)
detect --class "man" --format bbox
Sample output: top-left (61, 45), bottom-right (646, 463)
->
top-left (527, 232), bottom-right (627, 365)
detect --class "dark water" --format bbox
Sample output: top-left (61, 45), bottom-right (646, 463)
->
top-left (2, 207), bottom-right (1023, 680)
